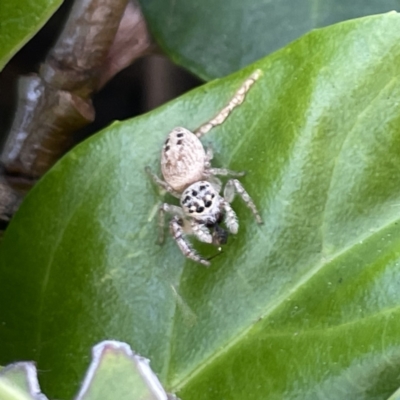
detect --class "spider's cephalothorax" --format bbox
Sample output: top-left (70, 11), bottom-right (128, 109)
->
top-left (181, 182), bottom-right (220, 224)
top-left (146, 70), bottom-right (263, 266)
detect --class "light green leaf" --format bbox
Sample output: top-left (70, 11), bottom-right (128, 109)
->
top-left (388, 386), bottom-right (400, 400)
top-left (2, 12), bottom-right (400, 400)
top-left (0, 0), bottom-right (62, 71)
top-left (0, 380), bottom-right (33, 400)
top-left (76, 341), bottom-right (175, 400)
top-left (0, 362), bottom-right (45, 400)
top-left (139, 0), bottom-right (400, 79)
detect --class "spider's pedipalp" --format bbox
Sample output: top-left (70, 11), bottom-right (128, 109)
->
top-left (190, 220), bottom-right (213, 244)
top-left (222, 200), bottom-right (238, 234)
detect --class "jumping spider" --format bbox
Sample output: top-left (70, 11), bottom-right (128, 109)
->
top-left (146, 70), bottom-right (263, 266)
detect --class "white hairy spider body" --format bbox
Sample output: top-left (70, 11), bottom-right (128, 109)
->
top-left (161, 127), bottom-right (206, 192)
top-left (146, 70), bottom-right (263, 266)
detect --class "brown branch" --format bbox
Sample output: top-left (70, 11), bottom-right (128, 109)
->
top-left (2, 75), bottom-right (95, 179)
top-left (0, 0), bottom-right (155, 223)
top-left (98, 1), bottom-right (156, 89)
top-left (2, 0), bottom-right (154, 181)
top-left (0, 175), bottom-right (22, 223)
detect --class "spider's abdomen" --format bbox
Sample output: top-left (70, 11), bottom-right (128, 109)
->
top-left (161, 127), bottom-right (206, 191)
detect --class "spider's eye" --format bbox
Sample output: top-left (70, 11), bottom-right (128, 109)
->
top-left (197, 206), bottom-right (205, 213)
top-left (205, 201), bottom-right (212, 207)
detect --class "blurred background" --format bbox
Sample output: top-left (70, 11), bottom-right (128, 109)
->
top-left (0, 0), bottom-right (201, 149)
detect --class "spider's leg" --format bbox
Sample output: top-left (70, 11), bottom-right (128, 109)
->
top-left (204, 144), bottom-right (213, 169)
top-left (145, 166), bottom-right (181, 199)
top-left (209, 167), bottom-right (245, 177)
top-left (158, 203), bottom-right (185, 244)
top-left (224, 179), bottom-right (263, 224)
top-left (170, 217), bottom-right (210, 267)
top-left (194, 69), bottom-right (262, 138)
top-left (202, 146), bottom-right (244, 184)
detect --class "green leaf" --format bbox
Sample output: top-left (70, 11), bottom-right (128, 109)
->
top-left (76, 341), bottom-right (175, 400)
top-left (139, 0), bottom-right (400, 79)
top-left (2, 12), bottom-right (400, 400)
top-left (0, 363), bottom-right (43, 400)
top-left (388, 386), bottom-right (400, 400)
top-left (0, 380), bottom-right (33, 400)
top-left (0, 0), bottom-right (62, 71)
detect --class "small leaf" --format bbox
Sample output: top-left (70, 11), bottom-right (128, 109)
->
top-left (75, 341), bottom-right (175, 400)
top-left (0, 0), bottom-right (62, 71)
top-left (388, 385), bottom-right (400, 400)
top-left (139, 0), bottom-right (400, 79)
top-left (0, 362), bottom-right (45, 400)
top-left (0, 380), bottom-right (32, 400)
top-left (2, 12), bottom-right (400, 400)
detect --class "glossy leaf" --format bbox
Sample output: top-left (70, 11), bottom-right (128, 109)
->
top-left (2, 12), bottom-right (400, 400)
top-left (0, 0), bottom-right (62, 71)
top-left (139, 0), bottom-right (400, 79)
